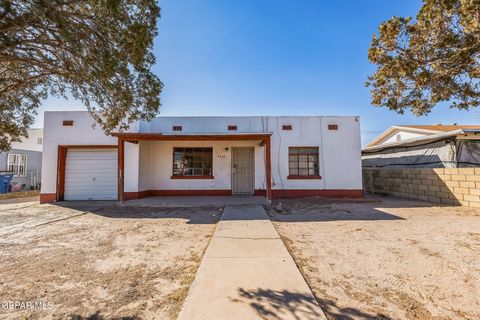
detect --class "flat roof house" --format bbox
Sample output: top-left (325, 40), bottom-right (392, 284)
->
top-left (40, 112), bottom-right (363, 203)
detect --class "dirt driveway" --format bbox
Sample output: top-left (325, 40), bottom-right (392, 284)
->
top-left (269, 196), bottom-right (480, 320)
top-left (0, 199), bottom-right (220, 320)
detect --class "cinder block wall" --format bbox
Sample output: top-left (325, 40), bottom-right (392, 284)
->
top-left (363, 168), bottom-right (480, 207)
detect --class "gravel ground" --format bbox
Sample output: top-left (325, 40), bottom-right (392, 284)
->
top-left (0, 200), bottom-right (220, 320)
top-left (268, 196), bottom-right (480, 320)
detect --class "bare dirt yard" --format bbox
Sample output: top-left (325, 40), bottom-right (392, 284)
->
top-left (0, 199), bottom-right (220, 320)
top-left (268, 196), bottom-right (480, 320)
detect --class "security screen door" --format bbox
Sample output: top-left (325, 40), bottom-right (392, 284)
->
top-left (231, 147), bottom-right (254, 194)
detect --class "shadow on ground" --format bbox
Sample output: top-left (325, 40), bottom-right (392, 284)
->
top-left (232, 288), bottom-right (322, 320)
top-left (267, 203), bottom-right (405, 222)
top-left (319, 298), bottom-right (393, 320)
top-left (51, 202), bottom-right (220, 224)
top-left (265, 195), bottom-right (456, 222)
top-left (69, 312), bottom-right (140, 320)
top-left (234, 288), bottom-right (393, 320)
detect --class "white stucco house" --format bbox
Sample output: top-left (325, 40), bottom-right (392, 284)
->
top-left (40, 111), bottom-right (363, 203)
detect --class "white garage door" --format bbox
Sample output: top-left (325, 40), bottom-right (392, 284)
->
top-left (64, 149), bottom-right (118, 200)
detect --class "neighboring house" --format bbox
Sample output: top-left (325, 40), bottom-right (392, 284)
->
top-left (0, 128), bottom-right (43, 190)
top-left (40, 111), bottom-right (363, 203)
top-left (362, 125), bottom-right (480, 168)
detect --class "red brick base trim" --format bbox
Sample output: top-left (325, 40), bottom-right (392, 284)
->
top-left (271, 189), bottom-right (364, 199)
top-left (123, 191), bottom-right (150, 201)
top-left (123, 189), bottom-right (363, 200)
top-left (254, 189), bottom-right (266, 196)
top-left (123, 189), bottom-right (232, 200)
top-left (40, 193), bottom-right (56, 204)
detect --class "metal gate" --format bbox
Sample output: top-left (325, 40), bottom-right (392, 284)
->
top-left (231, 147), bottom-right (254, 194)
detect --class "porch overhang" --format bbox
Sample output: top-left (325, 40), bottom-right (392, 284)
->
top-left (113, 132), bottom-right (273, 203)
top-left (111, 132), bottom-right (272, 142)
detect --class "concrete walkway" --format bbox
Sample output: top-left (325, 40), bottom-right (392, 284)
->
top-left (178, 205), bottom-right (326, 320)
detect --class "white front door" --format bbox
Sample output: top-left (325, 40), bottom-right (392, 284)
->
top-left (64, 149), bottom-right (118, 200)
top-left (231, 147), bottom-right (254, 195)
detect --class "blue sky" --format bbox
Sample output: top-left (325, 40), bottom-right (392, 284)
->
top-left (34, 0), bottom-right (478, 145)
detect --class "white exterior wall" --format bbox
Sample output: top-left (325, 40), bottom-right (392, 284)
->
top-left (41, 112), bottom-right (118, 194)
top-left (267, 116), bottom-right (362, 190)
top-left (124, 142), bottom-right (140, 192)
top-left (139, 140), bottom-right (266, 191)
top-left (42, 112), bottom-right (362, 197)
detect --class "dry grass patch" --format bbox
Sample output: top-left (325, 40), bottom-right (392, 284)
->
top-left (0, 203), bottom-right (220, 320)
top-left (268, 196), bottom-right (480, 320)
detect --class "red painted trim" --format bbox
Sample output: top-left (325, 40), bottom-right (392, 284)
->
top-left (56, 146), bottom-right (67, 201)
top-left (111, 132), bottom-right (272, 141)
top-left (271, 189), bottom-right (363, 199)
top-left (123, 189), bottom-right (363, 200)
top-left (265, 136), bottom-right (272, 201)
top-left (150, 190), bottom-right (231, 196)
top-left (170, 175), bottom-right (214, 180)
top-left (40, 193), bottom-right (56, 203)
top-left (58, 145), bottom-right (118, 149)
top-left (123, 190), bottom-right (232, 199)
top-left (287, 175), bottom-right (322, 179)
top-left (123, 191), bottom-right (150, 200)
top-left (118, 139), bottom-right (125, 202)
top-left (254, 189), bottom-right (266, 196)
top-left (56, 145), bottom-right (118, 202)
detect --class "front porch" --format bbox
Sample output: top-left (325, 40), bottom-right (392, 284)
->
top-left (113, 132), bottom-right (273, 202)
top-left (121, 195), bottom-right (267, 207)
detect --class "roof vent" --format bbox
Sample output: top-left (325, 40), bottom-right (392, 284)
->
top-left (228, 125), bottom-right (237, 131)
top-left (172, 125), bottom-right (182, 131)
top-left (63, 120), bottom-right (74, 126)
top-left (328, 124), bottom-right (338, 131)
top-left (282, 125), bottom-right (292, 131)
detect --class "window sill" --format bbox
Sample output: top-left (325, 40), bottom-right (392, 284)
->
top-left (287, 175), bottom-right (322, 180)
top-left (171, 175), bottom-right (214, 180)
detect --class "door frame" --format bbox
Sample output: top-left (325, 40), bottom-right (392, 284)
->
top-left (56, 145), bottom-right (118, 201)
top-left (231, 146), bottom-right (255, 195)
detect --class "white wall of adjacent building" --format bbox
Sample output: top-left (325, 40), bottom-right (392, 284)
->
top-left (380, 130), bottom-right (429, 145)
top-left (11, 128), bottom-right (44, 152)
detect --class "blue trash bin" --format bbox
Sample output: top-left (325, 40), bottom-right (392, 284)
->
top-left (0, 174), bottom-right (13, 194)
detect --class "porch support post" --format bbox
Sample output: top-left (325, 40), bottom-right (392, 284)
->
top-left (118, 138), bottom-right (125, 202)
top-left (265, 136), bottom-right (272, 202)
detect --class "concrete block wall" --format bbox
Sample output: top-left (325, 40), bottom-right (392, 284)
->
top-left (363, 168), bottom-right (480, 208)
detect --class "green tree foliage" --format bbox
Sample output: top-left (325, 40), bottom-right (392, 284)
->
top-left (366, 0), bottom-right (480, 116)
top-left (0, 0), bottom-right (162, 151)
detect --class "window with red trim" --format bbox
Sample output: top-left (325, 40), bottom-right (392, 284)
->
top-left (288, 147), bottom-right (319, 177)
top-left (173, 147), bottom-right (213, 177)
